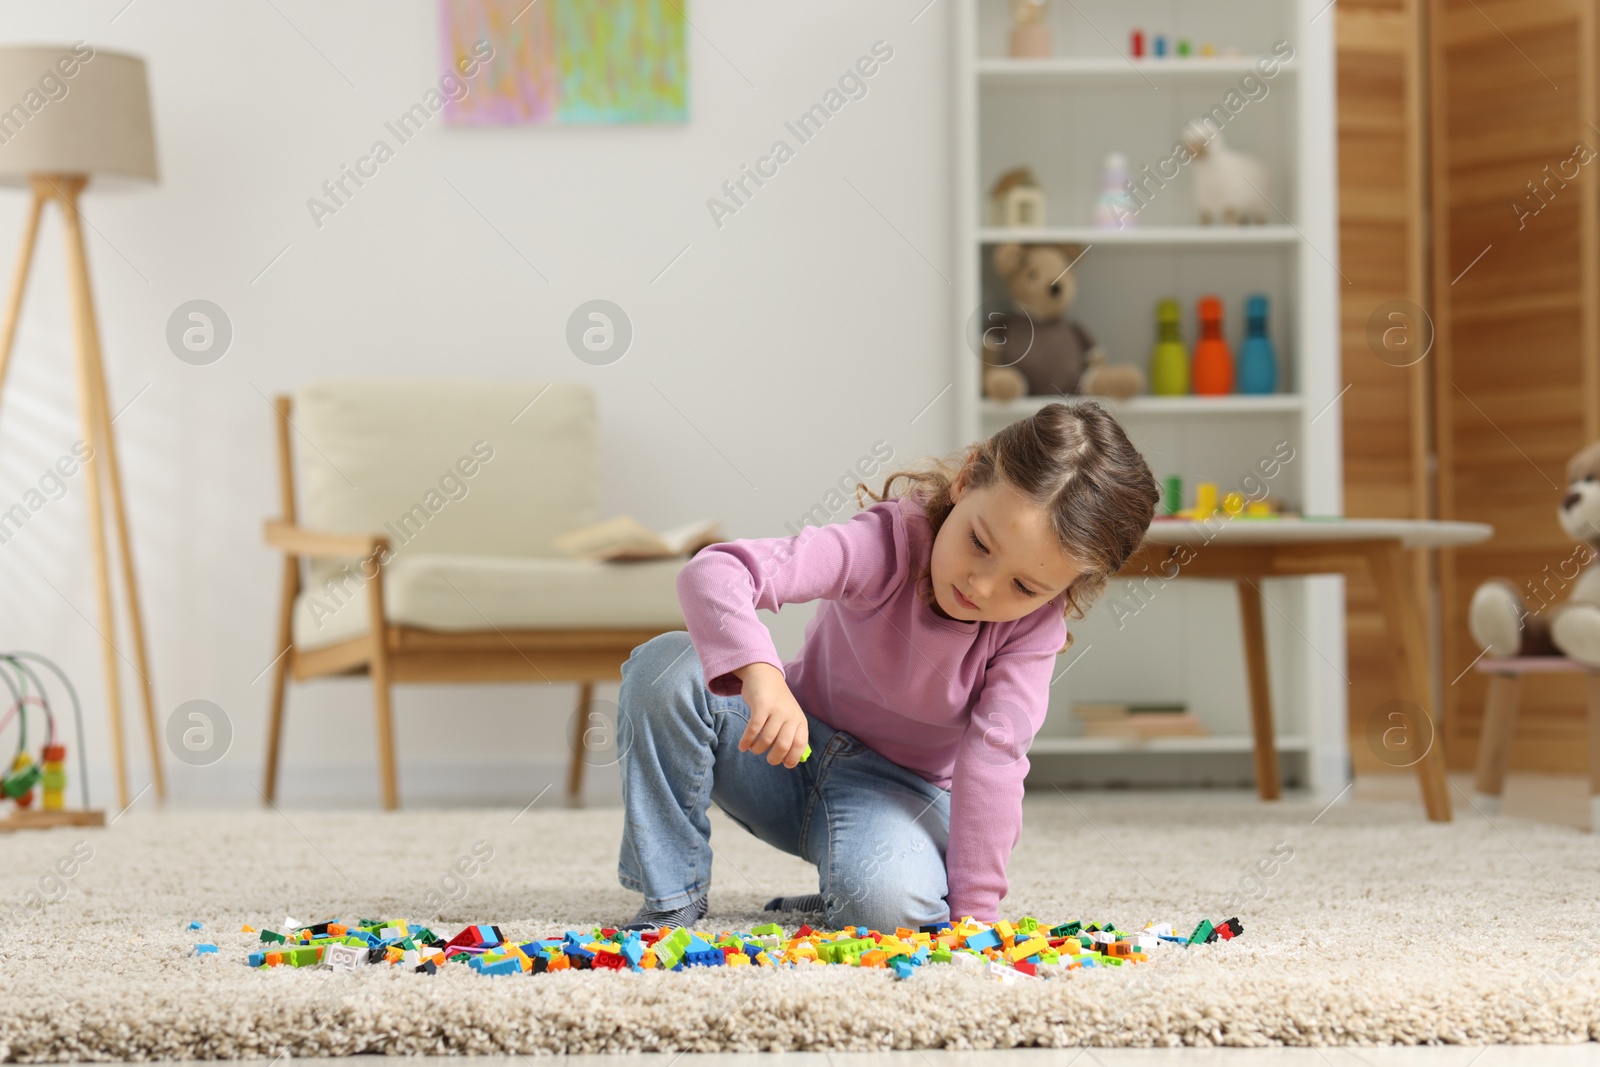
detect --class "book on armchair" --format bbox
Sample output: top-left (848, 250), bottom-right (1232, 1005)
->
top-left (553, 515), bottom-right (723, 562)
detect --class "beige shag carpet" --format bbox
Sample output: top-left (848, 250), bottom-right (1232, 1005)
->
top-left (1, 790), bottom-right (1599, 1059)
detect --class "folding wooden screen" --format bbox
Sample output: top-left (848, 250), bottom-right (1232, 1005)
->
top-left (1336, 0), bottom-right (1434, 773)
top-left (1428, 0), bottom-right (1600, 772)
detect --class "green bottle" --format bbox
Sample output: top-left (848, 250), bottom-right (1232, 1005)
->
top-left (1150, 298), bottom-right (1189, 395)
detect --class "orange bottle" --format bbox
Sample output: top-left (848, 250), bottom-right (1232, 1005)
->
top-left (1192, 295), bottom-right (1235, 395)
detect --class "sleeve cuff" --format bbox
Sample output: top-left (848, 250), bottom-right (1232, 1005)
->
top-left (701, 649), bottom-right (786, 697)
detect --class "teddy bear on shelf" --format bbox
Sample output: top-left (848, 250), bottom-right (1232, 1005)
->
top-left (1469, 440), bottom-right (1600, 666)
top-left (981, 242), bottom-right (1145, 401)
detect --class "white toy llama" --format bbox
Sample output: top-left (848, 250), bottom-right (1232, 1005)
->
top-left (1181, 120), bottom-right (1271, 225)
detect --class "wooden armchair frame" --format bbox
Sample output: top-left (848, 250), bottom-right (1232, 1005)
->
top-left (261, 394), bottom-right (679, 810)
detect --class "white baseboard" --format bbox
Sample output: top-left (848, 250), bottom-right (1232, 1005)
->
top-left (67, 759), bottom-right (626, 812)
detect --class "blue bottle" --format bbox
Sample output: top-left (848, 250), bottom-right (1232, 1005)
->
top-left (1237, 294), bottom-right (1277, 395)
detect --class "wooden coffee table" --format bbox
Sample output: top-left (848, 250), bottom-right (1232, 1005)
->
top-left (1119, 517), bottom-right (1493, 821)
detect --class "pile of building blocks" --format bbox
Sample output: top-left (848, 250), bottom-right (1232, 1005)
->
top-left (242, 915), bottom-right (1242, 980)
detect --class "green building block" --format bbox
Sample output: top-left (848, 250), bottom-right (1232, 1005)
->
top-left (654, 928), bottom-right (692, 969)
top-left (1016, 917), bottom-right (1039, 935)
top-left (259, 929), bottom-right (287, 944)
top-left (816, 937), bottom-right (874, 965)
top-left (931, 947), bottom-right (952, 964)
top-left (1187, 920), bottom-right (1215, 947)
top-left (751, 923), bottom-right (784, 938)
top-left (1050, 922), bottom-right (1081, 938)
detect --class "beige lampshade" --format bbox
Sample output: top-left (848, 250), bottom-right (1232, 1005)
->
top-left (0, 44), bottom-right (157, 188)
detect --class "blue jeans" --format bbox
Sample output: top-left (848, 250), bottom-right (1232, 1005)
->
top-left (616, 631), bottom-right (952, 932)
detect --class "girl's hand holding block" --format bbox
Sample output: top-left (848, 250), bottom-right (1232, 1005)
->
top-left (732, 662), bottom-right (811, 769)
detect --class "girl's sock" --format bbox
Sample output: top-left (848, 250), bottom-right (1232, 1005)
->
top-left (763, 893), bottom-right (824, 914)
top-left (619, 892), bottom-right (708, 932)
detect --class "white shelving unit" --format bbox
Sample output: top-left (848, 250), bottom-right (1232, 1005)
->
top-left (954, 0), bottom-right (1345, 793)
top-left (977, 225), bottom-right (1300, 246)
top-left (975, 56), bottom-right (1302, 88)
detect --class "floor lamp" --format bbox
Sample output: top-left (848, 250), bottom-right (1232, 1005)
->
top-left (0, 46), bottom-right (163, 809)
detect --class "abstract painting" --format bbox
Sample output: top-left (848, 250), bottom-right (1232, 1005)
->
top-left (441, 0), bottom-right (688, 125)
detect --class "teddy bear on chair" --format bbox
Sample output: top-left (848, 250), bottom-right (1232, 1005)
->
top-left (981, 242), bottom-right (1145, 402)
top-left (1469, 440), bottom-right (1600, 665)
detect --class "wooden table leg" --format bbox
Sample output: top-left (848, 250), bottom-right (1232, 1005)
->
top-left (1237, 579), bottom-right (1281, 800)
top-left (1473, 673), bottom-right (1520, 810)
top-left (568, 681), bottom-right (594, 806)
top-left (1367, 542), bottom-right (1452, 821)
top-left (1587, 674), bottom-right (1600, 834)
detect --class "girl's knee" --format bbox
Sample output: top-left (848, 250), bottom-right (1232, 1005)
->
top-left (620, 632), bottom-right (698, 703)
top-left (824, 874), bottom-right (948, 933)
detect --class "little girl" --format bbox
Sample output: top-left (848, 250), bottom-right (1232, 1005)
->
top-left (614, 400), bottom-right (1158, 932)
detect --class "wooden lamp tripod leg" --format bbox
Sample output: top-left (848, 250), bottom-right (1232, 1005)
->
top-left (69, 231), bottom-right (164, 802)
top-left (0, 189), bottom-right (46, 397)
top-left (42, 176), bottom-right (129, 809)
top-left (1, 181), bottom-right (133, 807)
top-left (50, 175), bottom-right (165, 806)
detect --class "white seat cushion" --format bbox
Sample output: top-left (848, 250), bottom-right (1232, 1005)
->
top-left (292, 553), bottom-right (687, 651)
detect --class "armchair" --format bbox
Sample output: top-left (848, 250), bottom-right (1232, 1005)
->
top-left (261, 379), bottom-right (687, 809)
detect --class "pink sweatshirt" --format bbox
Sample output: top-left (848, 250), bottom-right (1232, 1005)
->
top-left (674, 492), bottom-right (1068, 922)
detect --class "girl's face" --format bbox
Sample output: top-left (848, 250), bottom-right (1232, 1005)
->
top-left (929, 469), bottom-right (1083, 623)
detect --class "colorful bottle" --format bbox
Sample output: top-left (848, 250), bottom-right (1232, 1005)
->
top-left (1150, 298), bottom-right (1189, 395)
top-left (1162, 474), bottom-right (1183, 516)
top-left (1237, 293), bottom-right (1277, 395)
top-left (1153, 34), bottom-right (1168, 57)
top-left (1092, 152), bottom-right (1139, 229)
top-left (1192, 295), bottom-right (1234, 395)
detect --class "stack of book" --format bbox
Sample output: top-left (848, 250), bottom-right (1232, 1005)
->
top-left (1071, 702), bottom-right (1207, 741)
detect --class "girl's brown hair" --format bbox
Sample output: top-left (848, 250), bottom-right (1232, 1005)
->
top-left (857, 401), bottom-right (1159, 637)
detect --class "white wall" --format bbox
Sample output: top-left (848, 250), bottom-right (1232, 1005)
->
top-left (0, 1), bottom-right (956, 808)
